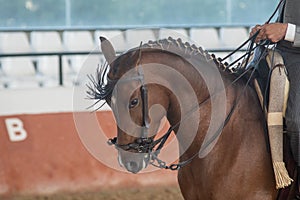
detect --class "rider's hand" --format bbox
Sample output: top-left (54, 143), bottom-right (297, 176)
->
top-left (250, 25), bottom-right (262, 36)
top-left (250, 23), bottom-right (288, 43)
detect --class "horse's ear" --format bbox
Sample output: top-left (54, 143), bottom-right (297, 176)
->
top-left (100, 36), bottom-right (116, 65)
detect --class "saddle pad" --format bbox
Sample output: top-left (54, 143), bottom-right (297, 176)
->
top-left (254, 49), bottom-right (289, 117)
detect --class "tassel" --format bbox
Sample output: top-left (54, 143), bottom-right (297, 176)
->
top-left (273, 161), bottom-right (293, 189)
top-left (265, 52), bottom-right (292, 189)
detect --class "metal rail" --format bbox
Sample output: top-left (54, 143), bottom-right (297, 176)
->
top-left (0, 25), bottom-right (251, 87)
top-left (0, 51), bottom-right (99, 86)
top-left (0, 48), bottom-right (246, 87)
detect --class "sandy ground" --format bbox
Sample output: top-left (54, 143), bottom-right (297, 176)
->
top-left (4, 186), bottom-right (184, 200)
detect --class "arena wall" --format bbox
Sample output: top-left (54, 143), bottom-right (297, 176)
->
top-left (0, 87), bottom-right (178, 196)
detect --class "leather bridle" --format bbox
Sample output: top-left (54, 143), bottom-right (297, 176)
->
top-left (107, 63), bottom-right (156, 153)
top-left (108, 46), bottom-right (157, 154)
top-left (107, 0), bottom-right (286, 170)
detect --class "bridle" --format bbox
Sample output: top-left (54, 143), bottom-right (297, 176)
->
top-left (107, 0), bottom-right (286, 170)
top-left (107, 42), bottom-right (258, 170)
top-left (108, 47), bottom-right (157, 154)
top-left (108, 63), bottom-right (155, 153)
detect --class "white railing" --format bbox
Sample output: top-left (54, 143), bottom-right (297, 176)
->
top-left (0, 25), bottom-right (252, 89)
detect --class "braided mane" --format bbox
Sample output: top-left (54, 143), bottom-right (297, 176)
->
top-left (87, 37), bottom-right (239, 107)
top-left (140, 37), bottom-right (233, 73)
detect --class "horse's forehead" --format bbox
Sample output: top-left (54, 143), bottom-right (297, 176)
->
top-left (113, 80), bottom-right (140, 97)
top-left (110, 50), bottom-right (139, 76)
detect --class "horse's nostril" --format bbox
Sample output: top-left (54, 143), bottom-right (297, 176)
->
top-left (129, 161), bottom-right (137, 169)
top-left (126, 161), bottom-right (140, 174)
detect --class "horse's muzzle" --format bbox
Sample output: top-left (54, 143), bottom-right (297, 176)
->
top-left (118, 150), bottom-right (150, 174)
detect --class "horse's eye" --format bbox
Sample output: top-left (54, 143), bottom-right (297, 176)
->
top-left (129, 98), bottom-right (139, 108)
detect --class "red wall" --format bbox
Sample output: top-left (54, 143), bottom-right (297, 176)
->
top-left (0, 111), bottom-right (177, 195)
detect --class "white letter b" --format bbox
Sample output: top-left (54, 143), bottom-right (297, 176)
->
top-left (5, 118), bottom-right (27, 142)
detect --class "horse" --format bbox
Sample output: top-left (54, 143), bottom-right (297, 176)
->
top-left (87, 36), bottom-right (280, 199)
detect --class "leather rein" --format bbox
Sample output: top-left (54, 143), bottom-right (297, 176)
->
top-left (107, 0), bottom-right (285, 170)
top-left (108, 39), bottom-right (263, 170)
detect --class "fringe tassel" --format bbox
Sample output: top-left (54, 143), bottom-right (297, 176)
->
top-left (273, 161), bottom-right (293, 189)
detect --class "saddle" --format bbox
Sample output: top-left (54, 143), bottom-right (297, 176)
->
top-left (250, 46), bottom-right (293, 190)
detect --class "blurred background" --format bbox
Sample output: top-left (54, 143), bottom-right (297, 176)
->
top-left (0, 0), bottom-right (276, 199)
top-left (0, 0), bottom-right (275, 27)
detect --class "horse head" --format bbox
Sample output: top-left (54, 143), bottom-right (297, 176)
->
top-left (97, 37), bottom-right (170, 173)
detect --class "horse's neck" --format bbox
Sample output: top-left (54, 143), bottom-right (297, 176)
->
top-left (158, 54), bottom-right (224, 154)
top-left (141, 50), bottom-right (262, 157)
top-left (163, 54), bottom-right (232, 127)
top-left (165, 63), bottom-right (263, 159)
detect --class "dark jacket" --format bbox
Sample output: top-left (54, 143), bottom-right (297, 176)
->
top-left (278, 0), bottom-right (300, 51)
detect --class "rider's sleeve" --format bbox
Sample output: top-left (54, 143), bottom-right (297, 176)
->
top-left (294, 26), bottom-right (300, 47)
top-left (285, 23), bottom-right (295, 42)
top-left (285, 23), bottom-right (300, 47)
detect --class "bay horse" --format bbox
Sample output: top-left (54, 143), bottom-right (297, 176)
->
top-left (88, 36), bottom-right (279, 199)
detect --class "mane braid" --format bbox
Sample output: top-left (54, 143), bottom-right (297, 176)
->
top-left (86, 62), bottom-right (116, 104)
top-left (88, 37), bottom-right (241, 105)
top-left (142, 37), bottom-right (233, 73)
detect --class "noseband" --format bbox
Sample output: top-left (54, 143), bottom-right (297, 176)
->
top-left (108, 51), bottom-right (156, 153)
top-left (107, 56), bottom-right (188, 170)
top-left (138, 66), bottom-right (150, 137)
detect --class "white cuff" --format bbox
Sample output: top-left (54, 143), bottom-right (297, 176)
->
top-left (285, 23), bottom-right (296, 42)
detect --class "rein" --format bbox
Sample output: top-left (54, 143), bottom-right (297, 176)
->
top-left (159, 0), bottom-right (286, 168)
top-left (220, 0), bottom-right (285, 64)
top-left (107, 0), bottom-right (285, 171)
top-left (108, 38), bottom-right (269, 170)
top-left (150, 49), bottom-right (268, 170)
